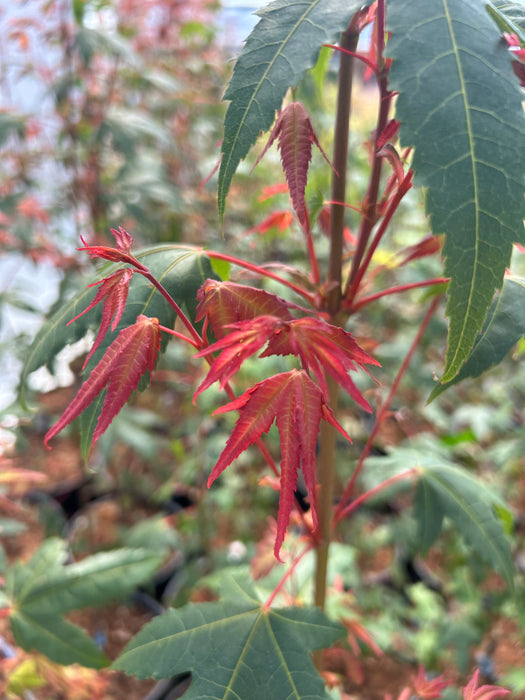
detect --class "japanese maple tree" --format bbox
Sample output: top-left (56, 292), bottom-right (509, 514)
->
top-left (18, 0), bottom-right (525, 697)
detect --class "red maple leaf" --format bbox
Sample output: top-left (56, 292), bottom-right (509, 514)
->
top-left (247, 210), bottom-right (294, 236)
top-left (67, 268), bottom-right (134, 369)
top-left (195, 315), bottom-right (379, 410)
top-left (253, 101), bottom-right (334, 227)
top-left (44, 315), bottom-right (161, 448)
top-left (462, 670), bottom-right (510, 700)
top-left (208, 369), bottom-right (352, 559)
top-left (195, 279), bottom-right (293, 341)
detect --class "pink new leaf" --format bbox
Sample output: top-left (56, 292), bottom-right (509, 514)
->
top-left (45, 315), bottom-right (161, 448)
top-left (411, 665), bottom-right (452, 698)
top-left (209, 369), bottom-right (352, 559)
top-left (253, 102), bottom-right (334, 227)
top-left (67, 268), bottom-right (134, 369)
top-left (462, 670), bottom-right (510, 700)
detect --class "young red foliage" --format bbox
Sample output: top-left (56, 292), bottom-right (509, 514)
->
top-left (208, 369), bottom-right (352, 559)
top-left (195, 279), bottom-right (293, 340)
top-left (253, 101), bottom-right (334, 227)
top-left (247, 210), bottom-right (294, 236)
top-left (67, 268), bottom-right (134, 369)
top-left (195, 314), bottom-right (379, 410)
top-left (410, 666), bottom-right (452, 699)
top-left (44, 315), bottom-right (161, 448)
top-left (77, 226), bottom-right (147, 271)
top-left (462, 670), bottom-right (510, 700)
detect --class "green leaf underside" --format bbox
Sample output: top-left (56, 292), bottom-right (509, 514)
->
top-left (413, 461), bottom-right (513, 585)
top-left (386, 0), bottom-right (525, 381)
top-left (429, 277), bottom-right (525, 399)
top-left (218, 0), bottom-right (365, 219)
top-left (114, 572), bottom-right (344, 699)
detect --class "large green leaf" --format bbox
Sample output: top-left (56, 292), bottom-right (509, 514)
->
top-left (488, 0), bottom-right (525, 37)
top-left (218, 0), bottom-right (365, 220)
top-left (19, 245), bottom-right (217, 408)
top-left (386, 0), bottom-right (525, 381)
top-left (113, 571), bottom-right (344, 699)
top-left (429, 276), bottom-right (525, 400)
top-left (6, 539), bottom-right (162, 667)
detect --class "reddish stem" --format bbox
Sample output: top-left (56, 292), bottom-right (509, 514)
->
top-left (351, 277), bottom-right (448, 312)
top-left (302, 212), bottom-right (321, 285)
top-left (263, 542), bottom-right (314, 611)
top-left (336, 468), bottom-right (416, 522)
top-left (345, 0), bottom-right (392, 300)
top-left (205, 250), bottom-right (316, 305)
top-left (159, 325), bottom-right (200, 348)
top-left (323, 44), bottom-right (378, 75)
top-left (335, 294), bottom-right (442, 521)
top-left (136, 268), bottom-right (204, 348)
top-left (345, 175), bottom-right (412, 303)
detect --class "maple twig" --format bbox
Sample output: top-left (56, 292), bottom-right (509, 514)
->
top-left (344, 173), bottom-right (412, 303)
top-left (345, 0), bottom-right (392, 303)
top-left (336, 468), bottom-right (417, 522)
top-left (326, 28), bottom-right (359, 314)
top-left (351, 277), bottom-right (448, 312)
top-left (158, 324), bottom-right (201, 348)
top-left (136, 268), bottom-right (204, 347)
top-left (335, 294), bottom-right (442, 521)
top-left (302, 213), bottom-right (321, 286)
top-left (323, 44), bottom-right (378, 75)
top-left (205, 250), bottom-right (316, 305)
top-left (263, 542), bottom-right (314, 611)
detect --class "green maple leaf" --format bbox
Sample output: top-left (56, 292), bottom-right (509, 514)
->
top-left (386, 0), bottom-right (525, 381)
top-left (113, 571), bottom-right (345, 700)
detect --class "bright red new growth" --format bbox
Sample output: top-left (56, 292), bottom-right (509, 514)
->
top-left (247, 210), bottom-right (294, 236)
top-left (67, 267), bottom-right (134, 369)
top-left (77, 226), bottom-right (147, 271)
top-left (44, 315), bottom-right (161, 448)
top-left (253, 101), bottom-right (334, 227)
top-left (462, 670), bottom-right (510, 700)
top-left (411, 665), bottom-right (452, 699)
top-left (208, 369), bottom-right (352, 559)
top-left (195, 279), bottom-right (293, 340)
top-left (195, 314), bottom-right (379, 410)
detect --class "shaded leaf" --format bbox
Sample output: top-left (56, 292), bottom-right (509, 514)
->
top-left (10, 612), bottom-right (109, 668)
top-left (113, 570), bottom-right (344, 699)
top-left (386, 0), bottom-right (525, 381)
top-left (209, 370), bottom-right (351, 558)
top-left (429, 277), bottom-right (525, 400)
top-left (414, 461), bottom-right (513, 586)
top-left (218, 0), bottom-right (365, 219)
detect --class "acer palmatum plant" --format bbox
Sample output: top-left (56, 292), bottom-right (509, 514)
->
top-left (20, 0), bottom-right (525, 697)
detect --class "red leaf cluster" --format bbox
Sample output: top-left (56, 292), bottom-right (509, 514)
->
top-left (195, 313), bottom-right (379, 409)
